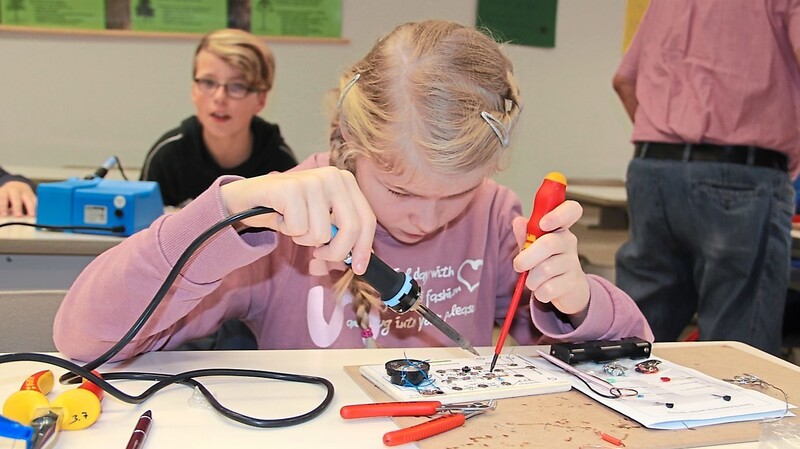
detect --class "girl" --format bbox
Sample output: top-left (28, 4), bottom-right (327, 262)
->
top-left (54, 20), bottom-right (652, 362)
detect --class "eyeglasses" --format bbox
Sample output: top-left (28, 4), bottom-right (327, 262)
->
top-left (193, 78), bottom-right (259, 99)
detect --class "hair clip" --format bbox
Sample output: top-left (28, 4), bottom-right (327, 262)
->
top-left (481, 111), bottom-right (510, 148)
top-left (337, 73), bottom-right (361, 110)
top-left (504, 98), bottom-right (514, 113)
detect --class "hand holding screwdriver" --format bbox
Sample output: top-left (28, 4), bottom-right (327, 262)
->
top-left (490, 172), bottom-right (567, 372)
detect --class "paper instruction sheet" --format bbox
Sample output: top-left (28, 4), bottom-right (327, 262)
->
top-left (531, 351), bottom-right (794, 430)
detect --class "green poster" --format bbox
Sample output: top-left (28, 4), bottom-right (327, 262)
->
top-left (251, 0), bottom-right (341, 38)
top-left (1, 0), bottom-right (104, 29)
top-left (130, 0), bottom-right (226, 33)
top-left (0, 0), bottom-right (343, 38)
top-left (476, 0), bottom-right (558, 48)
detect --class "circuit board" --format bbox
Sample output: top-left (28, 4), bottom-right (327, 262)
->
top-left (359, 354), bottom-right (571, 404)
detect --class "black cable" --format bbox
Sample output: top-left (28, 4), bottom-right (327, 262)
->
top-left (0, 222), bottom-right (125, 233)
top-left (2, 205), bottom-right (335, 427)
top-left (0, 353), bottom-right (333, 428)
top-left (112, 156), bottom-right (129, 180)
top-left (63, 206), bottom-right (276, 378)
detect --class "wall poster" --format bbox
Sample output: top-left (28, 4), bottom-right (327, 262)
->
top-left (0, 0), bottom-right (342, 39)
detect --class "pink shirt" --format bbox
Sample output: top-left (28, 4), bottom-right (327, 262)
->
top-left (54, 154), bottom-right (652, 362)
top-left (617, 0), bottom-right (800, 175)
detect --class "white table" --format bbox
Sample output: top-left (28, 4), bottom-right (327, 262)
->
top-left (0, 217), bottom-right (124, 290)
top-left (0, 343), bottom-right (796, 449)
top-left (1, 163), bottom-right (141, 290)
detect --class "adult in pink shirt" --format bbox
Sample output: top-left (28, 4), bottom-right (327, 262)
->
top-left (54, 21), bottom-right (652, 362)
top-left (613, 0), bottom-right (800, 355)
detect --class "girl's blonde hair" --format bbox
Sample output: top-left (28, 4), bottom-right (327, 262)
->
top-left (329, 20), bottom-right (523, 346)
top-left (194, 29), bottom-right (276, 93)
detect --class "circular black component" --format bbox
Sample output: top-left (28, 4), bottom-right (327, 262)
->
top-left (385, 359), bottom-right (430, 386)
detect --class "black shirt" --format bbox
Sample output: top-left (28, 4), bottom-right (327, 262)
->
top-left (140, 116), bottom-right (297, 206)
top-left (0, 166), bottom-right (34, 188)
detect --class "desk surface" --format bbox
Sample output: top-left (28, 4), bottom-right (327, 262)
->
top-left (5, 165), bottom-right (141, 184)
top-left (566, 185), bottom-right (627, 208)
top-left (567, 185), bottom-right (629, 229)
top-left (1, 164), bottom-right (143, 256)
top-left (0, 217), bottom-right (124, 256)
top-left (0, 343), bottom-right (795, 449)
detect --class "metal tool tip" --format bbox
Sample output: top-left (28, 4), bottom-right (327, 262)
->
top-left (489, 353), bottom-right (499, 372)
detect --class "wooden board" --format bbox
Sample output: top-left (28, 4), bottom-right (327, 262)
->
top-left (344, 344), bottom-right (800, 449)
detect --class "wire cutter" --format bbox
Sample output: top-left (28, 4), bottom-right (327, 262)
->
top-left (340, 400), bottom-right (496, 446)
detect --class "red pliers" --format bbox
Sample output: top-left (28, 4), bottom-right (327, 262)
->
top-left (340, 400), bottom-right (496, 446)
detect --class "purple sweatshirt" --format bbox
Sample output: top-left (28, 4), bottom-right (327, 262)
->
top-left (54, 154), bottom-right (653, 362)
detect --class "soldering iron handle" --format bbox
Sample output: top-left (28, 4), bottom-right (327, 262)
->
top-left (331, 224), bottom-right (420, 313)
top-left (358, 256), bottom-right (406, 302)
top-left (86, 156), bottom-right (117, 180)
top-left (383, 414), bottom-right (466, 446)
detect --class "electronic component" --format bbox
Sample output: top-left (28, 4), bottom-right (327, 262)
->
top-left (549, 337), bottom-right (651, 365)
top-left (36, 177), bottom-right (163, 237)
top-left (385, 359), bottom-right (430, 386)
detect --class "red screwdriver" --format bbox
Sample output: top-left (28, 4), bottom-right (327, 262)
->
top-left (490, 172), bottom-right (567, 372)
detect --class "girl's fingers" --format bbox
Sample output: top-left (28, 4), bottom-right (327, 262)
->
top-left (219, 168), bottom-right (376, 271)
top-left (538, 200), bottom-right (583, 232)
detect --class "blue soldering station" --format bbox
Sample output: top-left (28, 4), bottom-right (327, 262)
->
top-left (35, 157), bottom-right (164, 237)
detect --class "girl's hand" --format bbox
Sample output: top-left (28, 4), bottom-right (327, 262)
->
top-left (512, 200), bottom-right (591, 322)
top-left (220, 167), bottom-right (376, 274)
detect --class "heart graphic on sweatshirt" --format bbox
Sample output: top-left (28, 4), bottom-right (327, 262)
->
top-left (306, 286), bottom-right (347, 347)
top-left (456, 259), bottom-right (483, 292)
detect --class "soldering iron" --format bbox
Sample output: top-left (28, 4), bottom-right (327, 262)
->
top-left (84, 156), bottom-right (120, 180)
top-left (333, 226), bottom-right (479, 355)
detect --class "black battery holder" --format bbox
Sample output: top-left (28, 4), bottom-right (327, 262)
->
top-left (549, 337), bottom-right (651, 365)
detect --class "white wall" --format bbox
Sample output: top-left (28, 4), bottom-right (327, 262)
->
top-left (0, 0), bottom-right (633, 212)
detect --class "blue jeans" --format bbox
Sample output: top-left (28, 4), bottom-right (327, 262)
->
top-left (615, 158), bottom-right (793, 355)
